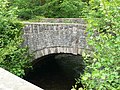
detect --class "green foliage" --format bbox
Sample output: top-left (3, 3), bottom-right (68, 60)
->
top-left (2, 0), bottom-right (119, 89)
top-left (8, 0), bottom-right (88, 19)
top-left (41, 0), bottom-right (87, 18)
top-left (78, 0), bottom-right (120, 89)
top-left (0, 0), bottom-right (31, 77)
top-left (8, 0), bottom-right (41, 20)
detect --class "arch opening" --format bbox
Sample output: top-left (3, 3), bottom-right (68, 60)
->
top-left (24, 53), bottom-right (85, 90)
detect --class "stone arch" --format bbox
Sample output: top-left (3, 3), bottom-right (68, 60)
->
top-left (33, 46), bottom-right (86, 60)
top-left (22, 19), bottom-right (92, 89)
top-left (22, 20), bottom-right (92, 62)
top-left (34, 46), bottom-right (81, 59)
top-left (25, 47), bottom-right (86, 90)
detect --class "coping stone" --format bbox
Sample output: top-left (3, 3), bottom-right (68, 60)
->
top-left (0, 68), bottom-right (43, 90)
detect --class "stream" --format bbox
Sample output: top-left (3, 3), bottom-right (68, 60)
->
top-left (24, 54), bottom-right (84, 90)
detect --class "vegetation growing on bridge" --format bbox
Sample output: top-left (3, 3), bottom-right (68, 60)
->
top-left (0, 0), bottom-right (120, 89)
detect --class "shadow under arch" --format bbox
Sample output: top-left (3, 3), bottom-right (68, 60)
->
top-left (24, 53), bottom-right (85, 90)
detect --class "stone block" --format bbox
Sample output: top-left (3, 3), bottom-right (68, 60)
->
top-left (44, 48), bottom-right (49, 55)
top-left (73, 47), bottom-right (78, 55)
top-left (35, 50), bottom-right (43, 59)
top-left (63, 47), bottom-right (66, 53)
top-left (77, 48), bottom-right (82, 55)
top-left (49, 48), bottom-right (56, 54)
top-left (66, 48), bottom-right (70, 53)
top-left (41, 50), bottom-right (45, 56)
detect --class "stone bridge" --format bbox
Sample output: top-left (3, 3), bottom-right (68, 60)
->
top-left (0, 18), bottom-right (92, 90)
top-left (23, 18), bottom-right (90, 60)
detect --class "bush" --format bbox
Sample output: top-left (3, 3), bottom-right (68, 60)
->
top-left (77, 0), bottom-right (120, 89)
top-left (40, 0), bottom-right (87, 18)
top-left (0, 0), bottom-right (31, 77)
top-left (9, 0), bottom-right (88, 19)
top-left (18, 8), bottom-right (34, 20)
top-left (9, 0), bottom-right (41, 20)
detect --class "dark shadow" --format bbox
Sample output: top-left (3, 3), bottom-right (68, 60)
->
top-left (24, 53), bottom-right (85, 90)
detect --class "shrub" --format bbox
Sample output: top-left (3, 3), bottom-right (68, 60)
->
top-left (9, 0), bottom-right (88, 19)
top-left (78, 0), bottom-right (120, 89)
top-left (41, 0), bottom-right (87, 18)
top-left (0, 0), bottom-right (31, 77)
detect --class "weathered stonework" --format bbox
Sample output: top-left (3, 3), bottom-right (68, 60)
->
top-left (23, 19), bottom-right (90, 60)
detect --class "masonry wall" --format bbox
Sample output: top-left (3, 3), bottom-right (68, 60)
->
top-left (23, 19), bottom-right (90, 59)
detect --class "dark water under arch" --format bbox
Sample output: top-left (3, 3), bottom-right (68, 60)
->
top-left (24, 53), bottom-right (85, 90)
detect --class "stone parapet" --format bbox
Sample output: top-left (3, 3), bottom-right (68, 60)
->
top-left (24, 18), bottom-right (86, 23)
top-left (0, 68), bottom-right (43, 90)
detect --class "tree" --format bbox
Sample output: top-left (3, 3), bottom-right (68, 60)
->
top-left (8, 0), bottom-right (88, 19)
top-left (39, 0), bottom-right (87, 18)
